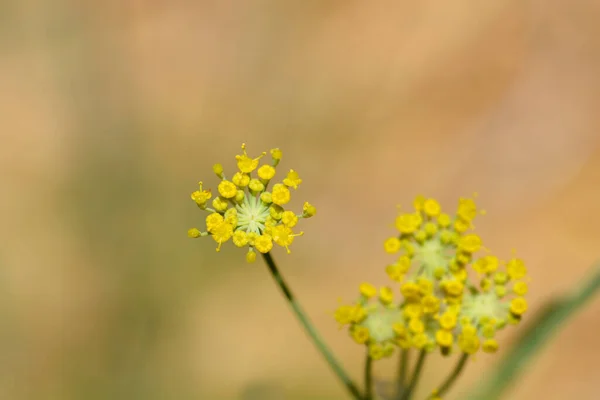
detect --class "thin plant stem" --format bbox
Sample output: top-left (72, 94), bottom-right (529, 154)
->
top-left (364, 351), bottom-right (373, 400)
top-left (400, 350), bottom-right (427, 400)
top-left (395, 348), bottom-right (410, 399)
top-left (430, 353), bottom-right (469, 398)
top-left (399, 348), bottom-right (410, 388)
top-left (261, 252), bottom-right (363, 400)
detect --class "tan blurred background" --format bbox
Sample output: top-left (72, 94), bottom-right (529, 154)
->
top-left (2, 1), bottom-right (600, 399)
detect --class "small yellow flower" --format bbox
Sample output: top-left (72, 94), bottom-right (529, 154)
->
top-left (458, 234), bottom-right (482, 253)
top-left (412, 333), bottom-right (430, 349)
top-left (211, 222), bottom-right (234, 251)
top-left (270, 148), bottom-right (282, 164)
top-left (281, 211), bottom-right (298, 227)
top-left (439, 311), bottom-right (457, 330)
top-left (424, 222), bottom-right (438, 237)
top-left (235, 190), bottom-right (245, 203)
top-left (254, 234), bottom-right (273, 253)
top-left (393, 322), bottom-right (408, 337)
top-left (481, 323), bottom-right (496, 338)
top-left (212, 196), bottom-right (229, 212)
top-left (461, 324), bottom-right (477, 336)
top-left (283, 169), bottom-right (302, 189)
top-left (417, 277), bottom-right (434, 295)
top-left (334, 305), bottom-right (358, 326)
top-left (403, 303), bottom-right (423, 319)
top-left (270, 225), bottom-right (303, 253)
top-left (423, 198), bottom-right (441, 217)
top-left (414, 230), bottom-right (427, 243)
top-left (303, 202), bottom-right (317, 217)
top-left (436, 329), bottom-right (453, 348)
top-left (413, 195), bottom-right (426, 211)
top-left (334, 304), bottom-right (367, 327)
top-left (401, 282), bottom-right (421, 301)
top-left (473, 255), bottom-right (499, 274)
top-left (270, 204), bottom-right (284, 220)
top-left (385, 264), bottom-right (404, 282)
top-left (212, 163), bottom-right (224, 178)
top-left (260, 192), bottom-right (272, 204)
top-left (458, 332), bottom-right (480, 354)
top-left (236, 143), bottom-right (265, 173)
top-left (513, 281), bottom-right (528, 296)
top-left (422, 295), bottom-right (440, 314)
top-left (437, 213), bottom-right (451, 228)
top-left (443, 280), bottom-right (464, 297)
top-left (397, 255), bottom-right (411, 273)
top-left (384, 237), bottom-right (401, 254)
top-left (454, 219), bottom-right (470, 233)
top-left (217, 180), bottom-right (237, 198)
top-left (191, 182), bottom-right (212, 207)
top-left (507, 258), bottom-right (527, 280)
top-left (379, 286), bottom-right (394, 304)
top-left (408, 318), bottom-right (425, 334)
top-left (257, 165), bottom-right (276, 180)
top-left (351, 326), bottom-right (370, 344)
top-left (187, 228), bottom-right (201, 238)
top-left (271, 183), bottom-right (291, 206)
top-left (248, 179), bottom-right (265, 193)
top-left (206, 213), bottom-right (224, 232)
top-left (494, 272), bottom-right (508, 285)
top-left (359, 282), bottom-right (377, 298)
top-left (246, 249), bottom-right (257, 263)
top-left (232, 172), bottom-right (250, 187)
top-left (482, 338), bottom-right (499, 353)
top-left (457, 197), bottom-right (478, 221)
top-left (510, 297), bottom-right (528, 316)
top-left (232, 230), bottom-right (249, 247)
top-left (395, 213), bottom-right (422, 234)
top-left (495, 285), bottom-right (507, 298)
top-left (369, 343), bottom-right (385, 360)
top-left (224, 207), bottom-right (237, 224)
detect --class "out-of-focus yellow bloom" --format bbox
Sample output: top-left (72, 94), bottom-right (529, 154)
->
top-left (334, 283), bottom-right (405, 361)
top-left (376, 195), bottom-right (530, 356)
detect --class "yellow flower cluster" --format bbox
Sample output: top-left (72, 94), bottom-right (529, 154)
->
top-left (334, 283), bottom-right (403, 360)
top-left (335, 195), bottom-right (529, 358)
top-left (188, 144), bottom-right (316, 262)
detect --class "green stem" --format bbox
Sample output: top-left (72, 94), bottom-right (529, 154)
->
top-left (261, 252), bottom-right (363, 400)
top-left (431, 353), bottom-right (469, 398)
top-left (364, 351), bottom-right (373, 400)
top-left (399, 348), bottom-right (410, 386)
top-left (396, 348), bottom-right (410, 398)
top-left (401, 350), bottom-right (427, 400)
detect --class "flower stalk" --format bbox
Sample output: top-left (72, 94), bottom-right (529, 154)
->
top-left (261, 252), bottom-right (363, 400)
top-left (430, 353), bottom-right (469, 399)
top-left (364, 351), bottom-right (373, 400)
top-left (398, 348), bottom-right (410, 395)
top-left (401, 350), bottom-right (427, 400)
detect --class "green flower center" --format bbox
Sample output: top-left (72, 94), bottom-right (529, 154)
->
top-left (413, 239), bottom-right (452, 278)
top-left (236, 195), bottom-right (270, 234)
top-left (461, 291), bottom-right (507, 323)
top-left (361, 307), bottom-right (402, 343)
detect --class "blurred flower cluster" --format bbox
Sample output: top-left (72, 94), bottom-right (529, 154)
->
top-left (335, 195), bottom-right (529, 360)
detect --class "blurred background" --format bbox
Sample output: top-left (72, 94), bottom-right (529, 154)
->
top-left (2, 1), bottom-right (600, 399)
